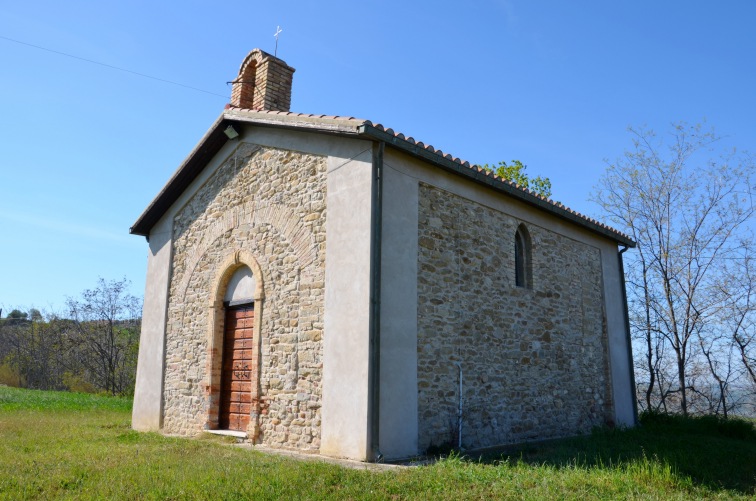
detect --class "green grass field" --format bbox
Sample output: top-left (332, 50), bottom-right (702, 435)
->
top-left (1, 386), bottom-right (754, 499)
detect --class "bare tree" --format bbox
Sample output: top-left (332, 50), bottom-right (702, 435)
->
top-left (594, 122), bottom-right (756, 415)
top-left (0, 308), bottom-right (69, 390)
top-left (718, 249), bottom-right (756, 398)
top-left (695, 321), bottom-right (742, 417)
top-left (1, 283), bottom-right (142, 395)
top-left (67, 278), bottom-right (141, 395)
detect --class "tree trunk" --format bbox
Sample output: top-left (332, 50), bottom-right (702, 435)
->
top-left (677, 354), bottom-right (688, 416)
top-left (642, 263), bottom-right (655, 410)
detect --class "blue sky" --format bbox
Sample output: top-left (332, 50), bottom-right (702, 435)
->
top-left (2, 1), bottom-right (755, 313)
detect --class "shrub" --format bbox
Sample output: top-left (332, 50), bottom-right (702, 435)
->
top-left (62, 371), bottom-right (98, 394)
top-left (0, 361), bottom-right (25, 387)
top-left (639, 409), bottom-right (756, 440)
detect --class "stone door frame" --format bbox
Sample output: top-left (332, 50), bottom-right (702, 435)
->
top-left (206, 250), bottom-right (265, 441)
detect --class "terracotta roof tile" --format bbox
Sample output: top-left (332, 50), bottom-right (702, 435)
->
top-left (221, 106), bottom-right (633, 244)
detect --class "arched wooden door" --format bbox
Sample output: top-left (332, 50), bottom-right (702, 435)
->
top-left (218, 305), bottom-right (254, 431)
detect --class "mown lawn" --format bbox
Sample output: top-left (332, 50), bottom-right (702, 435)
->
top-left (1, 386), bottom-right (754, 500)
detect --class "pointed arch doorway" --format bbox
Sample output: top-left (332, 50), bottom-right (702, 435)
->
top-left (207, 252), bottom-right (265, 437)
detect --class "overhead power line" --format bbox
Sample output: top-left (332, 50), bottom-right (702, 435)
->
top-left (0, 34), bottom-right (230, 99)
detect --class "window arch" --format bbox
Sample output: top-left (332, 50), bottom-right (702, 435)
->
top-left (515, 224), bottom-right (532, 289)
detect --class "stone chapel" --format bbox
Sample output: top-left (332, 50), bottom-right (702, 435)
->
top-left (130, 48), bottom-right (637, 461)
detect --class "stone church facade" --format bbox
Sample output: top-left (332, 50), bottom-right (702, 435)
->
top-left (163, 142), bottom-right (327, 448)
top-left (130, 49), bottom-right (636, 461)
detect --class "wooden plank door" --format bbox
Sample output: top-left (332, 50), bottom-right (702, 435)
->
top-left (219, 305), bottom-right (254, 431)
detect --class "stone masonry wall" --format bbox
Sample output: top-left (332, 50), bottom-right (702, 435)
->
top-left (417, 183), bottom-right (613, 452)
top-left (163, 142), bottom-right (326, 452)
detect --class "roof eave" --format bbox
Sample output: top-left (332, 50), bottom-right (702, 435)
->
top-left (130, 110), bottom-right (635, 248)
top-left (130, 113), bottom-right (230, 236)
top-left (358, 124), bottom-right (636, 248)
top-left (129, 111), bottom-right (366, 237)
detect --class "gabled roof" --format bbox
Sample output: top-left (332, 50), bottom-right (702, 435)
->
top-left (130, 107), bottom-right (635, 247)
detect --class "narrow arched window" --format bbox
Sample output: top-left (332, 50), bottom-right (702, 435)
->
top-left (515, 224), bottom-right (532, 288)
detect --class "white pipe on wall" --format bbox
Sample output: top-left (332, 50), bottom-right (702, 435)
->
top-left (454, 361), bottom-right (463, 450)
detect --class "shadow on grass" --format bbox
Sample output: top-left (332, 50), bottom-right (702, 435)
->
top-left (465, 412), bottom-right (756, 494)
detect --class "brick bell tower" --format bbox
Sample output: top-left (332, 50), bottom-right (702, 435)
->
top-left (229, 49), bottom-right (295, 112)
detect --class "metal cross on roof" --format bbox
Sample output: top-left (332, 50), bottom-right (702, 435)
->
top-left (274, 26), bottom-right (282, 57)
